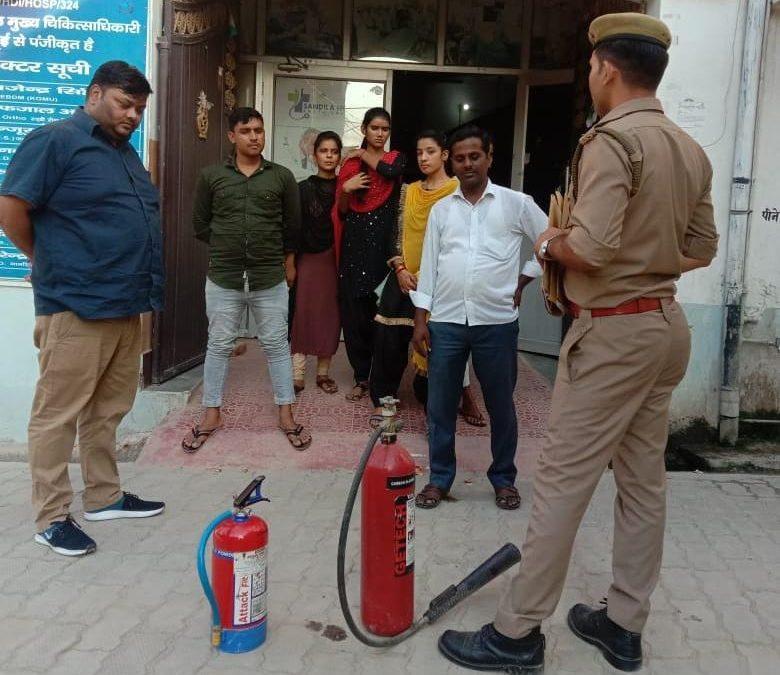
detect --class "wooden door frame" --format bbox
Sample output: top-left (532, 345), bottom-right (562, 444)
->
top-left (151, 0), bottom-right (235, 384)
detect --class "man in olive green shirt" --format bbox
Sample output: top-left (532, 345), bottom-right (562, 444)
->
top-left (183, 107), bottom-right (312, 451)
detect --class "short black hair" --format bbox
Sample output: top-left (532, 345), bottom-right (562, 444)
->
top-left (228, 107), bottom-right (263, 130)
top-left (415, 129), bottom-right (447, 149)
top-left (314, 130), bottom-right (342, 152)
top-left (88, 60), bottom-right (152, 96)
top-left (594, 39), bottom-right (669, 90)
top-left (362, 107), bottom-right (391, 128)
top-left (447, 125), bottom-right (493, 154)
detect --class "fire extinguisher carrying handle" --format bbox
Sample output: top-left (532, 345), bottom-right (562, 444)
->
top-left (423, 543), bottom-right (521, 624)
top-left (234, 475), bottom-right (270, 509)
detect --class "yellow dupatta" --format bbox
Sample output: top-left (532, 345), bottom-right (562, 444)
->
top-left (401, 177), bottom-right (458, 275)
top-left (402, 177), bottom-right (458, 373)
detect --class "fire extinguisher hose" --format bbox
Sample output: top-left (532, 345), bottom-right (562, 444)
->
top-left (197, 510), bottom-right (233, 648)
top-left (337, 425), bottom-right (523, 648)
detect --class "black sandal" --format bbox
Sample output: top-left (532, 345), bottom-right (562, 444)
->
top-left (181, 425), bottom-right (220, 454)
top-left (279, 424), bottom-right (312, 451)
top-left (495, 486), bottom-right (521, 510)
top-left (415, 483), bottom-right (448, 509)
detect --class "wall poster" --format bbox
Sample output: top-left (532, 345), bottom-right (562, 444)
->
top-left (273, 76), bottom-right (385, 182)
top-left (0, 0), bottom-right (149, 281)
top-left (446, 0), bottom-right (524, 68)
top-left (351, 0), bottom-right (437, 64)
top-left (265, 0), bottom-right (343, 60)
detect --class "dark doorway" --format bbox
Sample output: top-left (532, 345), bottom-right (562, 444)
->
top-left (521, 84), bottom-right (578, 352)
top-left (391, 72), bottom-right (517, 186)
top-left (522, 84), bottom-right (577, 211)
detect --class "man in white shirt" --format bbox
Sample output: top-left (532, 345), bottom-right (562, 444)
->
top-left (410, 126), bottom-right (547, 511)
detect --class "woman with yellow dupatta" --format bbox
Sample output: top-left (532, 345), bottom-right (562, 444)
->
top-left (369, 131), bottom-right (485, 427)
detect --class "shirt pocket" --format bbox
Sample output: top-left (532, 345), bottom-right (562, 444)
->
top-left (480, 225), bottom-right (515, 261)
top-left (254, 189), bottom-right (283, 221)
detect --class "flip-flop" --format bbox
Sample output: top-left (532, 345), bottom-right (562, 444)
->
top-left (181, 425), bottom-right (220, 453)
top-left (279, 424), bottom-right (312, 451)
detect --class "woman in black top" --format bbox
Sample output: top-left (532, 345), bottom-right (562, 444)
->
top-left (290, 131), bottom-right (342, 394)
top-left (335, 107), bottom-right (405, 401)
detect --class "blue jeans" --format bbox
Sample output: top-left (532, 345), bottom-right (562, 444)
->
top-left (202, 278), bottom-right (295, 407)
top-left (427, 320), bottom-right (519, 491)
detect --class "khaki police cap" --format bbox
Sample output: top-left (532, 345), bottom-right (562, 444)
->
top-left (589, 12), bottom-right (672, 50)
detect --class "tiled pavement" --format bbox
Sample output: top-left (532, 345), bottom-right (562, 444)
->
top-left (1, 463), bottom-right (778, 674)
top-left (2, 344), bottom-right (779, 673)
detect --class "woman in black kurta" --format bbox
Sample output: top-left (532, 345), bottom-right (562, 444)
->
top-left (335, 107), bottom-right (405, 401)
top-left (290, 132), bottom-right (342, 394)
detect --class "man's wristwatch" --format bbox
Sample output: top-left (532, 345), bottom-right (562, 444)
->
top-left (539, 237), bottom-right (555, 261)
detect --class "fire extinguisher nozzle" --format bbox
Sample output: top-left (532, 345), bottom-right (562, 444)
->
top-left (423, 544), bottom-right (522, 624)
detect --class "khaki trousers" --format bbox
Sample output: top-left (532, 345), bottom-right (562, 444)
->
top-left (28, 311), bottom-right (142, 531)
top-left (495, 301), bottom-right (690, 636)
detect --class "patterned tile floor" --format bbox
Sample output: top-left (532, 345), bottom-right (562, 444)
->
top-left (140, 341), bottom-right (552, 480)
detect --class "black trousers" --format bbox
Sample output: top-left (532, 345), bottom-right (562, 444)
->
top-left (339, 292), bottom-right (377, 384)
top-left (369, 323), bottom-right (413, 407)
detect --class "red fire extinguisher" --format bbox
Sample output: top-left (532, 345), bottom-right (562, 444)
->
top-left (197, 477), bottom-right (270, 653)
top-left (361, 399), bottom-right (416, 636)
top-left (338, 397), bottom-right (524, 648)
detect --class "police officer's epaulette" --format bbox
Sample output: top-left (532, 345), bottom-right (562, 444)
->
top-left (569, 125), bottom-right (643, 200)
top-left (577, 128), bottom-right (599, 147)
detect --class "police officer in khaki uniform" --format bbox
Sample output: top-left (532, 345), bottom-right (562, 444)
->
top-left (437, 13), bottom-right (719, 673)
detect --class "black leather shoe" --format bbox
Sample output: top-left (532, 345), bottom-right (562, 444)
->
top-left (567, 604), bottom-right (642, 671)
top-left (438, 623), bottom-right (545, 673)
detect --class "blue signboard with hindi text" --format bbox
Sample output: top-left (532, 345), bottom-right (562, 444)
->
top-left (0, 0), bottom-right (149, 280)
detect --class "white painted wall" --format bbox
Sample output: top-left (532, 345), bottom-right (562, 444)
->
top-left (740, 5), bottom-right (780, 414)
top-left (0, 285), bottom-right (36, 443)
top-left (653, 0), bottom-right (743, 307)
top-left (648, 0), bottom-right (745, 426)
top-left (649, 0), bottom-right (779, 424)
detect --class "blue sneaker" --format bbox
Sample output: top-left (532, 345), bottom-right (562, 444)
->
top-left (34, 516), bottom-right (97, 556)
top-left (84, 492), bottom-right (165, 521)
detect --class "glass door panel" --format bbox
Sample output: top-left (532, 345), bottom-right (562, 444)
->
top-left (272, 76), bottom-right (386, 182)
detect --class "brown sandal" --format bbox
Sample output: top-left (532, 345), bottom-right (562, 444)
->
top-left (415, 483), bottom-right (448, 509)
top-left (294, 380), bottom-right (305, 394)
top-left (280, 424), bottom-right (312, 451)
top-left (181, 425), bottom-right (220, 453)
top-left (345, 381), bottom-right (369, 402)
top-left (495, 486), bottom-right (521, 510)
top-left (459, 407), bottom-right (487, 427)
top-left (316, 376), bottom-right (338, 394)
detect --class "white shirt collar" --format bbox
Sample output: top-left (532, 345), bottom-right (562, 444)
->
top-left (453, 178), bottom-right (497, 203)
